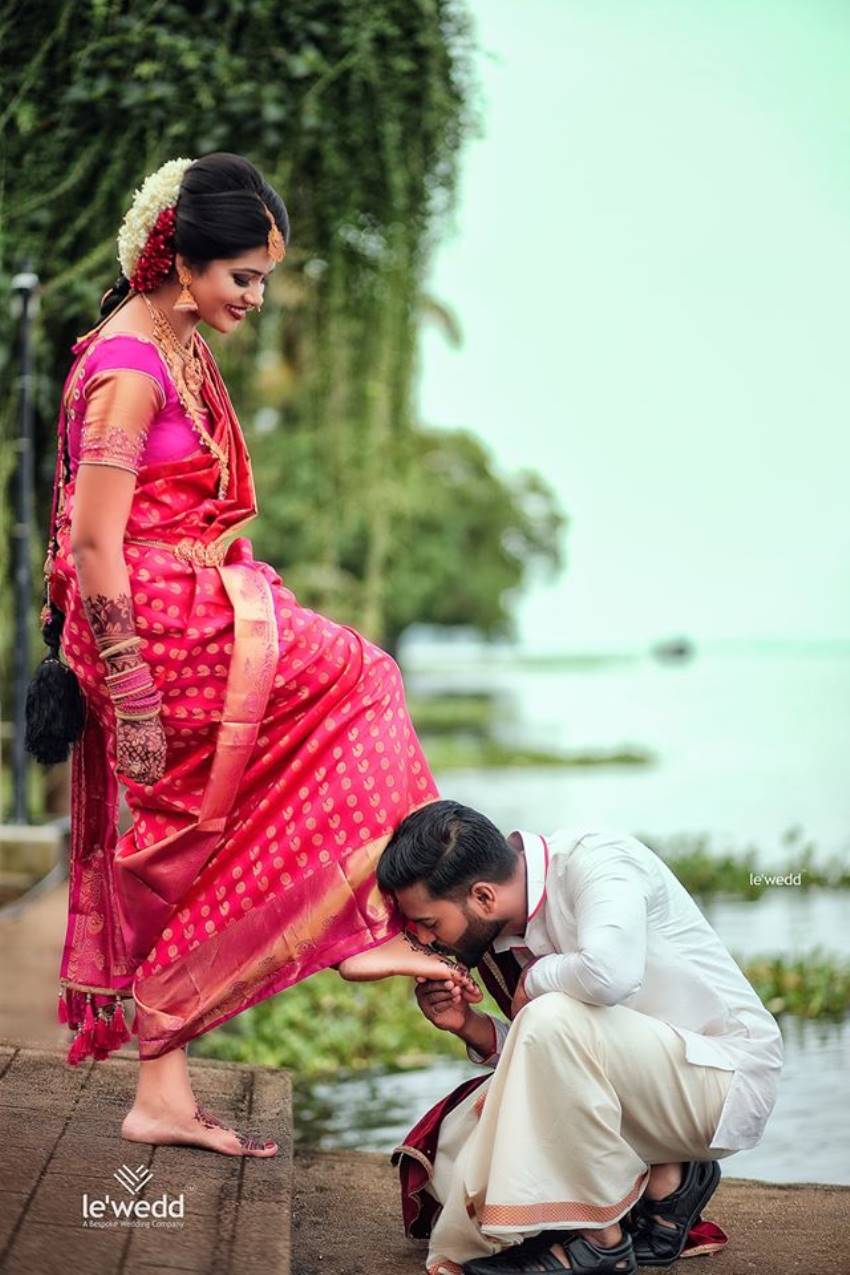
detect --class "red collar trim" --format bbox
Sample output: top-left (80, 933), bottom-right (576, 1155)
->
top-left (527, 834), bottom-right (550, 924)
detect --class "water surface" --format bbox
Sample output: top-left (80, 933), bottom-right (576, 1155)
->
top-left (294, 1017), bottom-right (849, 1185)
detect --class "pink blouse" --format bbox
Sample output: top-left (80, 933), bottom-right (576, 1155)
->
top-left (67, 333), bottom-right (207, 477)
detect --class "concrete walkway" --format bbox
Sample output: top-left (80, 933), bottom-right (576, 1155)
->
top-left (291, 1149), bottom-right (850, 1275)
top-left (0, 880), bottom-right (70, 1053)
top-left (0, 1044), bottom-right (292, 1275)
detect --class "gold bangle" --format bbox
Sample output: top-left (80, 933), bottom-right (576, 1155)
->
top-left (99, 636), bottom-right (142, 659)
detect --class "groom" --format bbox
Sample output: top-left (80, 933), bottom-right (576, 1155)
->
top-left (377, 801), bottom-right (783, 1275)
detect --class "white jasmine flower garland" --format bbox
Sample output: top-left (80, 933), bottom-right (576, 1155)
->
top-left (116, 157), bottom-right (194, 281)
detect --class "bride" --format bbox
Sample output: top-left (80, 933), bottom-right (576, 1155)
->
top-left (28, 152), bottom-right (469, 1158)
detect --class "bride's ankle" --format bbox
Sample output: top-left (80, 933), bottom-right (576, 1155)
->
top-left (128, 1094), bottom-right (197, 1121)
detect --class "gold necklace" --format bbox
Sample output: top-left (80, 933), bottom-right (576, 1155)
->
top-left (141, 294), bottom-right (230, 498)
top-left (141, 293), bottom-right (203, 391)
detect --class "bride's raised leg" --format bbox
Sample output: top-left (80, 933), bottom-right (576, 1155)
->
top-left (121, 1041), bottom-right (278, 1157)
top-left (337, 931), bottom-right (467, 983)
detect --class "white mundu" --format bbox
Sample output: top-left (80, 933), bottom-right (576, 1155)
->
top-left (421, 828), bottom-right (784, 1275)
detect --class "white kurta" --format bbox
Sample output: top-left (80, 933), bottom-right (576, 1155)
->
top-left (419, 828), bottom-right (783, 1273)
top-left (470, 828), bottom-right (784, 1153)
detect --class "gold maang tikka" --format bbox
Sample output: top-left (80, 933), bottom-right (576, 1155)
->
top-left (262, 203), bottom-right (286, 263)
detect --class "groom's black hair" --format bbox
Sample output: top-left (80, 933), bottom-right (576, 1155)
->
top-left (377, 800), bottom-right (518, 900)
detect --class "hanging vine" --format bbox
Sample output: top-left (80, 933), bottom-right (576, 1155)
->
top-left (0, 0), bottom-right (479, 671)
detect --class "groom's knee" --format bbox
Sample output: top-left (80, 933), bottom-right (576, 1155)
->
top-left (512, 990), bottom-right (598, 1048)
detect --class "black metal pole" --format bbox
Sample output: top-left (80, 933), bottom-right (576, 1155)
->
top-left (10, 263), bottom-right (39, 825)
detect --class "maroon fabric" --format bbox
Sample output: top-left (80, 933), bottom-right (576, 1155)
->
top-left (391, 1074), bottom-right (489, 1240)
top-left (60, 679), bottom-right (135, 1062)
top-left (680, 1217), bottom-right (729, 1256)
top-left (477, 949), bottom-right (523, 1017)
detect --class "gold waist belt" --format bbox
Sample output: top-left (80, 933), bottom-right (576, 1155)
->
top-left (125, 535), bottom-right (232, 567)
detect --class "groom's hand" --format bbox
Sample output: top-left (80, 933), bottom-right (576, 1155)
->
top-left (415, 972), bottom-right (483, 1035)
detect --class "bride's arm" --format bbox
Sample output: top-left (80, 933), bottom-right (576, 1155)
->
top-left (71, 461), bottom-right (136, 654)
top-left (70, 367), bottom-right (166, 783)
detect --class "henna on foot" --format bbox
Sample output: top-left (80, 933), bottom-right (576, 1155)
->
top-left (121, 1102), bottom-right (278, 1157)
top-left (336, 931), bottom-right (468, 983)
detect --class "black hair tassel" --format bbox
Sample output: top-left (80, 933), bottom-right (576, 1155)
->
top-left (24, 599), bottom-right (87, 766)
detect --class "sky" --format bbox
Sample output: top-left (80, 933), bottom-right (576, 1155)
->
top-left (416, 0), bottom-right (850, 651)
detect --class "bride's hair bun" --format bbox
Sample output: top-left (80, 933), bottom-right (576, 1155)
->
top-left (99, 272), bottom-right (132, 319)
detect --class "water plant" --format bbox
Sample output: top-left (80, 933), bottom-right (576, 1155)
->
top-left (195, 949), bottom-right (850, 1078)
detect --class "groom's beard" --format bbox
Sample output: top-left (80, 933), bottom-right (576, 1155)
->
top-left (434, 910), bottom-right (504, 967)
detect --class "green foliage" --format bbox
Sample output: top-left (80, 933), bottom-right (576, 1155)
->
top-left (383, 427), bottom-right (565, 654)
top-left (192, 966), bottom-right (473, 1076)
top-left (420, 736), bottom-right (653, 771)
top-left (0, 0), bottom-right (492, 694)
top-left (648, 831), bottom-right (850, 899)
top-left (743, 950), bottom-right (850, 1020)
top-left (406, 691), bottom-right (653, 770)
top-left (193, 947), bottom-right (850, 1080)
top-left (408, 693), bottom-right (494, 735)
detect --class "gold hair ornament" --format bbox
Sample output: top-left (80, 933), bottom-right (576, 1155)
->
top-left (262, 203), bottom-right (286, 262)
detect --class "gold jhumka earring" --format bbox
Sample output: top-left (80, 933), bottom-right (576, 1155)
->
top-left (174, 264), bottom-right (199, 312)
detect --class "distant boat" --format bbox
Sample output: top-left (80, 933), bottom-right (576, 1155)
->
top-left (651, 636), bottom-right (695, 662)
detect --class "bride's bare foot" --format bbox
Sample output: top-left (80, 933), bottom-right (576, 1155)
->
top-left (337, 931), bottom-right (468, 983)
top-left (121, 1101), bottom-right (278, 1157)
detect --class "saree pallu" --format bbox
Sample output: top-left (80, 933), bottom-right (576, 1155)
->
top-left (47, 311), bottom-right (439, 1062)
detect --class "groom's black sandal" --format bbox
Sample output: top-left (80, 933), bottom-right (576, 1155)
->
top-left (628, 1161), bottom-right (721, 1267)
top-left (462, 1228), bottom-right (637, 1274)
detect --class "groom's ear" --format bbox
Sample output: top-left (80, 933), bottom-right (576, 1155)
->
top-left (469, 881), bottom-right (498, 914)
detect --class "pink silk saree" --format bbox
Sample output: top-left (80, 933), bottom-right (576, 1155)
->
top-left (46, 301), bottom-right (440, 1063)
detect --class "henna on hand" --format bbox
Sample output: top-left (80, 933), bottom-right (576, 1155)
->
top-left (116, 714), bottom-right (166, 785)
top-left (82, 589), bottom-right (163, 777)
top-left (84, 589), bottom-right (143, 673)
top-left (83, 589), bottom-right (135, 644)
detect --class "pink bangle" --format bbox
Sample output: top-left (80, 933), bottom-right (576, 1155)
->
top-left (116, 688), bottom-right (161, 710)
top-left (113, 683), bottom-right (161, 708)
top-left (110, 676), bottom-right (156, 701)
top-left (109, 671), bottom-right (153, 698)
top-left (115, 706), bottom-right (161, 721)
top-left (105, 663), bottom-right (149, 684)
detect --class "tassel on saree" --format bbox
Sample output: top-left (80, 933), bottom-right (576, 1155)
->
top-left (59, 987), bottom-right (133, 1065)
top-left (109, 999), bottom-right (132, 1049)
